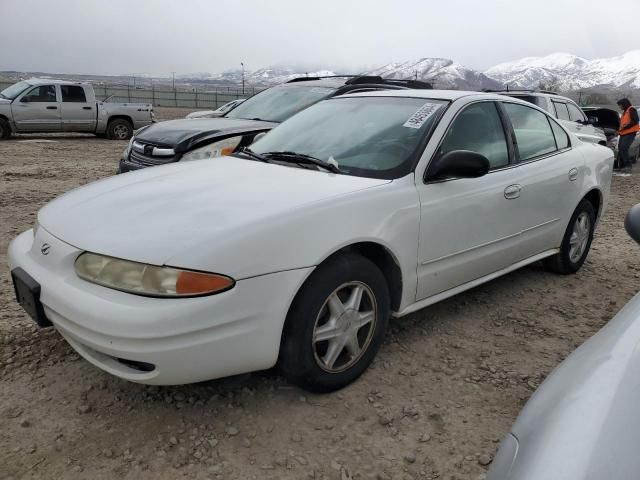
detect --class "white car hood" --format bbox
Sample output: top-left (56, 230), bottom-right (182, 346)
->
top-left (39, 157), bottom-right (389, 273)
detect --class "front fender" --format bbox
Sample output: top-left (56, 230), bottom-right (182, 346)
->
top-left (165, 175), bottom-right (421, 310)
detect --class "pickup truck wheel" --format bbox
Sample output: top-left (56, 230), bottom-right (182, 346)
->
top-left (279, 253), bottom-right (390, 392)
top-left (107, 119), bottom-right (133, 140)
top-left (0, 118), bottom-right (11, 139)
top-left (544, 199), bottom-right (596, 274)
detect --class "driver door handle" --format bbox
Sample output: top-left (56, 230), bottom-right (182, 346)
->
top-left (46, 106), bottom-right (58, 110)
top-left (504, 184), bottom-right (521, 199)
top-left (568, 168), bottom-right (578, 181)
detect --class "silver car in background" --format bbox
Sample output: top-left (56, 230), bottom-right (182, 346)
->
top-left (488, 203), bottom-right (640, 479)
top-left (185, 98), bottom-right (246, 119)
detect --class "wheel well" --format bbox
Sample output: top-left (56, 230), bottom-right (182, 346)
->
top-left (325, 242), bottom-right (403, 311)
top-left (108, 115), bottom-right (133, 127)
top-left (584, 189), bottom-right (602, 217)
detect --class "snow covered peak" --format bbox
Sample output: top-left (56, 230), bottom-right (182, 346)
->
top-left (485, 51), bottom-right (640, 90)
top-left (367, 57), bottom-right (502, 90)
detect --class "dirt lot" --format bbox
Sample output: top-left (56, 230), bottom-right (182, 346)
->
top-left (1, 110), bottom-right (639, 480)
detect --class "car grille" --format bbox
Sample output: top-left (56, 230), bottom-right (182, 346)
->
top-left (128, 141), bottom-right (177, 166)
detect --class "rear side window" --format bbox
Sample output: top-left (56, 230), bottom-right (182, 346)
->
top-left (549, 119), bottom-right (570, 149)
top-left (567, 103), bottom-right (586, 123)
top-left (61, 85), bottom-right (87, 103)
top-left (503, 102), bottom-right (557, 161)
top-left (439, 102), bottom-right (509, 169)
top-left (553, 101), bottom-right (571, 121)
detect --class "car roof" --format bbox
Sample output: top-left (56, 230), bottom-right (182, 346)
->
top-left (24, 77), bottom-right (87, 86)
top-left (281, 77), bottom-right (355, 89)
top-left (338, 89), bottom-right (501, 102)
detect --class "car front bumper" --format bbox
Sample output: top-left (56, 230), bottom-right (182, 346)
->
top-left (8, 227), bottom-right (312, 385)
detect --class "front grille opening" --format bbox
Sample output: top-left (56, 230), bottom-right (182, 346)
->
top-left (116, 358), bottom-right (156, 372)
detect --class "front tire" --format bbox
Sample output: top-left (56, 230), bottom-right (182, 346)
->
top-left (106, 119), bottom-right (133, 140)
top-left (0, 118), bottom-right (11, 139)
top-left (279, 253), bottom-right (390, 392)
top-left (544, 199), bottom-right (596, 274)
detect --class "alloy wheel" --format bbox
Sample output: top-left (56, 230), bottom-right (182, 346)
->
top-left (569, 212), bottom-right (591, 263)
top-left (113, 124), bottom-right (129, 139)
top-left (312, 281), bottom-right (377, 373)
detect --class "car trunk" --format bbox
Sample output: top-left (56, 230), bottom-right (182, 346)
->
top-left (585, 108), bottom-right (619, 139)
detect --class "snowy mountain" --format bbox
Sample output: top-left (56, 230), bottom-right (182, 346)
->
top-left (366, 58), bottom-right (503, 90)
top-left (485, 51), bottom-right (640, 90)
top-left (210, 66), bottom-right (339, 86)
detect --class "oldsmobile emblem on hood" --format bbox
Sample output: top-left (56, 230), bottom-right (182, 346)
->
top-left (41, 243), bottom-right (50, 255)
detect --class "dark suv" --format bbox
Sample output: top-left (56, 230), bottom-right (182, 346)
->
top-left (118, 75), bottom-right (432, 173)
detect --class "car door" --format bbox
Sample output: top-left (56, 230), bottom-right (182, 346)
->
top-left (567, 101), bottom-right (604, 144)
top-left (415, 100), bottom-right (527, 300)
top-left (12, 84), bottom-right (61, 132)
top-left (60, 85), bottom-right (95, 132)
top-left (500, 101), bottom-right (583, 256)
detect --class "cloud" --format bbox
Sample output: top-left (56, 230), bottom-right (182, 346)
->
top-left (0, 0), bottom-right (626, 76)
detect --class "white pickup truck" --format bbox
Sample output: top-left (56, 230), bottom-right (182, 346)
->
top-left (0, 78), bottom-right (154, 140)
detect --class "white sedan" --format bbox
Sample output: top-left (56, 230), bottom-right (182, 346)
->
top-left (8, 90), bottom-right (613, 392)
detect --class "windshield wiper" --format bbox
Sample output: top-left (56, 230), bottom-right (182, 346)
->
top-left (234, 146), bottom-right (269, 163)
top-left (262, 151), bottom-right (341, 174)
top-left (0, 93), bottom-right (6, 99)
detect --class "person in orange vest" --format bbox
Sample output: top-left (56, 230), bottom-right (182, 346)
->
top-left (615, 98), bottom-right (639, 170)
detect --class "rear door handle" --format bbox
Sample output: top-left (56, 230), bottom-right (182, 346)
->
top-left (568, 168), bottom-right (578, 181)
top-left (82, 106), bottom-right (92, 110)
top-left (46, 106), bottom-right (57, 110)
top-left (504, 184), bottom-right (521, 199)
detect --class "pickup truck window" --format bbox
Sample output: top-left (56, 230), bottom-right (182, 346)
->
top-left (24, 85), bottom-right (57, 103)
top-left (61, 85), bottom-right (87, 103)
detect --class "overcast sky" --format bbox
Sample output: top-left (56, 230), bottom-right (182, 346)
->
top-left (0, 0), bottom-right (628, 76)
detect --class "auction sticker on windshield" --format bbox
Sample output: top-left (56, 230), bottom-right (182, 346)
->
top-left (403, 103), bottom-right (441, 129)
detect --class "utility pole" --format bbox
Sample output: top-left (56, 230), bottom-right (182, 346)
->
top-left (241, 62), bottom-right (245, 96)
top-left (171, 72), bottom-right (176, 90)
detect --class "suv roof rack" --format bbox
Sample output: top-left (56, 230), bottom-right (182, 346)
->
top-left (286, 75), bottom-right (357, 83)
top-left (286, 75), bottom-right (432, 89)
top-left (483, 88), bottom-right (559, 95)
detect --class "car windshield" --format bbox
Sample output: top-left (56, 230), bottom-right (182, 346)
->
top-left (0, 81), bottom-right (31, 100)
top-left (225, 85), bottom-right (335, 123)
top-left (248, 96), bottom-right (447, 179)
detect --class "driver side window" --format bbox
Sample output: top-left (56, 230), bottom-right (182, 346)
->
top-left (23, 85), bottom-right (57, 103)
top-left (439, 102), bottom-right (509, 169)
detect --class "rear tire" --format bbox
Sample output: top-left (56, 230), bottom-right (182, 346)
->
top-left (0, 118), bottom-right (11, 139)
top-left (279, 253), bottom-right (390, 392)
top-left (106, 119), bottom-right (133, 140)
top-left (543, 199), bottom-right (596, 274)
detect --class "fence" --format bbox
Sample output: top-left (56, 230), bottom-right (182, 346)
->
top-left (0, 81), bottom-right (262, 109)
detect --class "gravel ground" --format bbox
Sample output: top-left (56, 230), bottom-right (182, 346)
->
top-left (1, 113), bottom-right (639, 480)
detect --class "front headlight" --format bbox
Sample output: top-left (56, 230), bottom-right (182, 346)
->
top-left (123, 137), bottom-right (135, 157)
top-left (74, 252), bottom-right (235, 297)
top-left (181, 136), bottom-right (242, 162)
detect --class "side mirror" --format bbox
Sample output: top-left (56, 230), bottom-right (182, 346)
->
top-left (20, 96), bottom-right (30, 103)
top-left (588, 116), bottom-right (598, 125)
top-left (428, 150), bottom-right (490, 181)
top-left (625, 204), bottom-right (640, 244)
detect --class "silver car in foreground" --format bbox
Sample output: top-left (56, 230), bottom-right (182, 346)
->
top-left (488, 203), bottom-right (640, 479)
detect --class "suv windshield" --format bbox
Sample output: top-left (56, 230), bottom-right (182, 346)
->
top-left (248, 96), bottom-right (447, 179)
top-left (0, 81), bottom-right (31, 100)
top-left (225, 85), bottom-right (335, 123)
